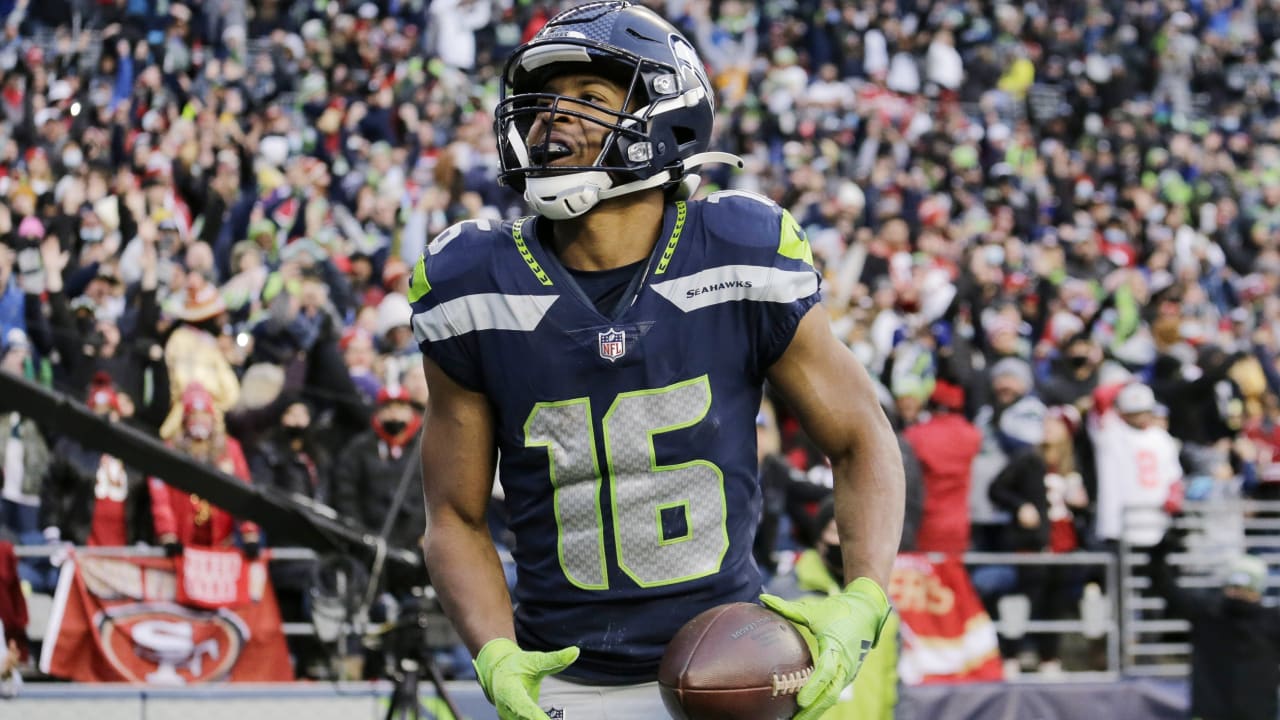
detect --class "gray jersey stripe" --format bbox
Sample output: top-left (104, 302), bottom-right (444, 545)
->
top-left (649, 264), bottom-right (818, 313)
top-left (413, 293), bottom-right (559, 343)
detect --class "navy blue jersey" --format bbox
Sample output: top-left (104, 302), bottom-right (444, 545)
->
top-left (410, 192), bottom-right (820, 683)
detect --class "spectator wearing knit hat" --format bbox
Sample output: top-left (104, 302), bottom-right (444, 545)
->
top-left (970, 357), bottom-right (1044, 551)
top-left (1149, 533), bottom-right (1280, 720)
top-left (150, 382), bottom-right (259, 558)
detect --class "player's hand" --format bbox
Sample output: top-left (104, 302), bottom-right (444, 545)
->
top-left (760, 577), bottom-right (890, 720)
top-left (473, 638), bottom-right (579, 720)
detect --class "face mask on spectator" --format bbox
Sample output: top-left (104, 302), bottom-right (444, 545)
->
top-left (282, 424), bottom-right (307, 441)
top-left (187, 421), bottom-right (212, 440)
top-left (63, 148), bottom-right (83, 169)
top-left (81, 227), bottom-right (104, 243)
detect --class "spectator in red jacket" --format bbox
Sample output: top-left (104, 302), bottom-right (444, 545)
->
top-left (905, 381), bottom-right (983, 554)
top-left (150, 382), bottom-right (260, 558)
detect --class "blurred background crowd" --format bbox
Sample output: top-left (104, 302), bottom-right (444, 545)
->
top-left (0, 0), bottom-right (1277, 682)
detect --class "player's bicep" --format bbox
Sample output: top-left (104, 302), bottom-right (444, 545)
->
top-left (766, 303), bottom-right (892, 460)
top-left (420, 354), bottom-right (497, 529)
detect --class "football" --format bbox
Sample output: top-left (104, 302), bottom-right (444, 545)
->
top-left (658, 602), bottom-right (814, 720)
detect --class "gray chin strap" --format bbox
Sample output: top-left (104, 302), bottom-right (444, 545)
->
top-left (524, 152), bottom-right (745, 221)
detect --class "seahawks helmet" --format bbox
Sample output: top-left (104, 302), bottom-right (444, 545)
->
top-left (496, 1), bottom-right (742, 220)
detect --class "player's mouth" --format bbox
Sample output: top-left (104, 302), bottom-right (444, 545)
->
top-left (529, 134), bottom-right (576, 165)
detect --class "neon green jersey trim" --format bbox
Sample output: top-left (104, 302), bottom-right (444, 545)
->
top-left (407, 255), bottom-right (431, 303)
top-left (778, 209), bottom-right (814, 267)
top-left (513, 217), bottom-right (553, 286)
top-left (654, 201), bottom-right (687, 275)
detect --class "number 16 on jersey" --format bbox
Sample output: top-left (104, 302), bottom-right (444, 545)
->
top-left (524, 375), bottom-right (729, 590)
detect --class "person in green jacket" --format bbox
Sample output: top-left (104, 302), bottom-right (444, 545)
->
top-left (767, 496), bottom-right (901, 719)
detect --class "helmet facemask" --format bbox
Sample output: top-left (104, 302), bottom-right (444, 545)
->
top-left (496, 35), bottom-right (714, 219)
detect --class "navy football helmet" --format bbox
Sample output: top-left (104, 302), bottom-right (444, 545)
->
top-left (496, 1), bottom-right (741, 220)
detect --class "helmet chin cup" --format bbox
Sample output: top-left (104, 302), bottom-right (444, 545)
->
top-left (525, 150), bottom-right (744, 220)
top-left (525, 171), bottom-right (613, 220)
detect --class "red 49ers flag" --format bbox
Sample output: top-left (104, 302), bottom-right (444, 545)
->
top-left (890, 554), bottom-right (1004, 684)
top-left (39, 550), bottom-right (294, 683)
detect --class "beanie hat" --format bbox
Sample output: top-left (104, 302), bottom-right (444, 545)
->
top-left (376, 292), bottom-right (413, 338)
top-left (930, 380), bottom-right (966, 411)
top-left (181, 382), bottom-right (215, 416)
top-left (990, 357), bottom-right (1033, 390)
top-left (1223, 554), bottom-right (1268, 594)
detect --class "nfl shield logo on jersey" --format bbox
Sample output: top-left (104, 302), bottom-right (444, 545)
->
top-left (598, 328), bottom-right (626, 362)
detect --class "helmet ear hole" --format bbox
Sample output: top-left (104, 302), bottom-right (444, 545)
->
top-left (672, 126), bottom-right (696, 149)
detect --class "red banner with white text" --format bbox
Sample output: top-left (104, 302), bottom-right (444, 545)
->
top-left (890, 553), bottom-right (1004, 684)
top-left (39, 551), bottom-right (293, 683)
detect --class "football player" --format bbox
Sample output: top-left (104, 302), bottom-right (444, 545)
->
top-left (413, 3), bottom-right (904, 718)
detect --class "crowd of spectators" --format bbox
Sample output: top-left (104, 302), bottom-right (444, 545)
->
top-left (0, 0), bottom-right (1276, 681)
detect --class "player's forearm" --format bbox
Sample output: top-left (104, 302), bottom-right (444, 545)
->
top-left (425, 514), bottom-right (517, 657)
top-left (831, 417), bottom-right (904, 590)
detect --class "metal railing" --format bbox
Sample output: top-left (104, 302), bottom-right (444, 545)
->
top-left (955, 551), bottom-right (1121, 679)
top-left (17, 499), bottom-right (1274, 682)
top-left (13, 543), bottom-right (1125, 679)
top-left (1118, 499), bottom-right (1280, 678)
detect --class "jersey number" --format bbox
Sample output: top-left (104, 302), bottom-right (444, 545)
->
top-left (524, 375), bottom-right (728, 590)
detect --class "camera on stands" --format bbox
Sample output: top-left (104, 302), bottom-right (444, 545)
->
top-left (380, 586), bottom-right (462, 659)
top-left (308, 553), bottom-right (459, 680)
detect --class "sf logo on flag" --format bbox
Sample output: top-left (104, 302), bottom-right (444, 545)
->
top-left (598, 328), bottom-right (626, 362)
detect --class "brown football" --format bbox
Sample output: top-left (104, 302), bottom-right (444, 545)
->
top-left (658, 602), bottom-right (814, 720)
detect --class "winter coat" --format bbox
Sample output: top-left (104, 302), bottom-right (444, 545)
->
top-left (904, 412), bottom-right (982, 554)
top-left (330, 429), bottom-right (424, 552)
top-left (249, 431), bottom-right (332, 505)
top-left (149, 435), bottom-right (258, 548)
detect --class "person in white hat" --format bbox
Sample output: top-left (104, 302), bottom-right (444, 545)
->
top-left (1089, 381), bottom-right (1184, 552)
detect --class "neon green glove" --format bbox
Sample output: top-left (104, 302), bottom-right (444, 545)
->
top-left (760, 577), bottom-right (890, 720)
top-left (473, 638), bottom-right (580, 720)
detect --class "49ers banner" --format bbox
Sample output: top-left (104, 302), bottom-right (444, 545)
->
top-left (890, 553), bottom-right (1004, 684)
top-left (39, 550), bottom-right (293, 683)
